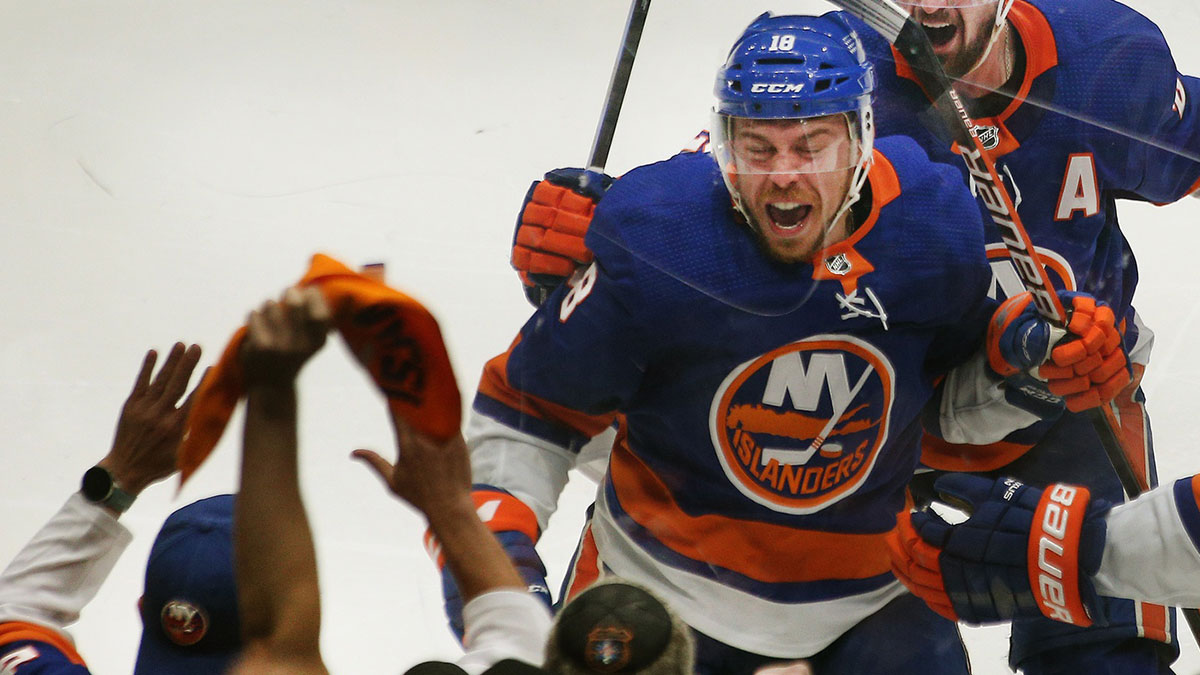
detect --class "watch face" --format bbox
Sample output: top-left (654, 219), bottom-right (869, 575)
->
top-left (82, 466), bottom-right (114, 502)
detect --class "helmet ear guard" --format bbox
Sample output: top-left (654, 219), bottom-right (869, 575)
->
top-left (711, 12), bottom-right (876, 233)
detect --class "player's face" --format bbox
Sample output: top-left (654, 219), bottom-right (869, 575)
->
top-left (901, 0), bottom-right (1001, 80)
top-left (728, 116), bottom-right (858, 264)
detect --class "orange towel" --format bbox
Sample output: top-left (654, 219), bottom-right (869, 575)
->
top-left (178, 253), bottom-right (461, 485)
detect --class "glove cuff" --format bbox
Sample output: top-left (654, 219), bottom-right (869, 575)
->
top-left (424, 486), bottom-right (541, 568)
top-left (1027, 483), bottom-right (1096, 627)
top-left (988, 293), bottom-right (1037, 377)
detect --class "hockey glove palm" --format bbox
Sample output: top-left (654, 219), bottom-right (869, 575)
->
top-left (987, 291), bottom-right (1131, 414)
top-left (428, 485), bottom-right (552, 641)
top-left (888, 473), bottom-right (1110, 627)
top-left (511, 168), bottom-right (613, 307)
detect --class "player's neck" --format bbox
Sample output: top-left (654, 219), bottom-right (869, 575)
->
top-left (958, 22), bottom-right (1015, 100)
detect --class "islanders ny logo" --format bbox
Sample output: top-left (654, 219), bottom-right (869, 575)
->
top-left (710, 335), bottom-right (894, 515)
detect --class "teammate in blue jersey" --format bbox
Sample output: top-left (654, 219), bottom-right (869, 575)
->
top-left (462, 13), bottom-right (1126, 674)
top-left (510, 1), bottom-right (1200, 672)
top-left (851, 0), bottom-right (1200, 671)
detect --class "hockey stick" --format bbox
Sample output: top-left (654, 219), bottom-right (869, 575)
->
top-left (587, 0), bottom-right (651, 172)
top-left (826, 0), bottom-right (1200, 637)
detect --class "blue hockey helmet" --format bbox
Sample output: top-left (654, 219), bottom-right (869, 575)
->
top-left (711, 12), bottom-right (876, 233)
top-left (714, 12), bottom-right (875, 120)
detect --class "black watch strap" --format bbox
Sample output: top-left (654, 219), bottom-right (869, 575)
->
top-left (81, 466), bottom-right (136, 513)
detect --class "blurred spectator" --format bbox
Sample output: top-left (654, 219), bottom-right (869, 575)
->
top-left (225, 286), bottom-right (703, 674)
top-left (0, 343), bottom-right (245, 673)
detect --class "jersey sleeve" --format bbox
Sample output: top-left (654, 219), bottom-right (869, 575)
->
top-left (469, 208), bottom-right (653, 526)
top-left (0, 624), bottom-right (90, 674)
top-left (455, 589), bottom-right (553, 674)
top-left (1092, 475), bottom-right (1200, 605)
top-left (1092, 27), bottom-right (1200, 201)
top-left (0, 494), bottom-right (131, 636)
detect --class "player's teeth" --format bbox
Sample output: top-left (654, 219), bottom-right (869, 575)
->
top-left (767, 203), bottom-right (810, 229)
top-left (922, 20), bottom-right (950, 28)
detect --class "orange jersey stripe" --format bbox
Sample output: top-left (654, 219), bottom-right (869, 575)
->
top-left (0, 622), bottom-right (86, 666)
top-left (1137, 602), bottom-right (1171, 644)
top-left (565, 525), bottom-right (603, 602)
top-left (921, 433), bottom-right (1034, 472)
top-left (608, 441), bottom-right (891, 584)
top-left (477, 345), bottom-right (616, 439)
top-left (813, 150), bottom-right (901, 296)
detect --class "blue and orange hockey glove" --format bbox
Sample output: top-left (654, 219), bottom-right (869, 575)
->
top-left (425, 485), bottom-right (552, 641)
top-left (888, 473), bottom-right (1111, 627)
top-left (987, 291), bottom-right (1131, 414)
top-left (511, 168), bottom-right (613, 307)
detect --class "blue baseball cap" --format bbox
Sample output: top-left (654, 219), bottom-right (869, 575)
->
top-left (134, 494), bottom-right (241, 674)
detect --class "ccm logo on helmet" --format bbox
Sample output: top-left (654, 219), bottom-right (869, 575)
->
top-left (750, 83), bottom-right (806, 94)
top-left (1035, 484), bottom-right (1081, 624)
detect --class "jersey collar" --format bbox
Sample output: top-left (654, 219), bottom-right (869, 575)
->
top-left (891, 0), bottom-right (1058, 155)
top-left (811, 149), bottom-right (900, 294)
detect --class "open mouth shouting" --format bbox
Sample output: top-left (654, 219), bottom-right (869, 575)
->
top-left (919, 17), bottom-right (958, 48)
top-left (765, 202), bottom-right (814, 236)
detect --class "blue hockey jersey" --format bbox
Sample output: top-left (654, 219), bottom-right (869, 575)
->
top-left (469, 137), bottom-right (995, 656)
top-left (0, 625), bottom-right (90, 675)
top-left (849, 0), bottom-right (1200, 470)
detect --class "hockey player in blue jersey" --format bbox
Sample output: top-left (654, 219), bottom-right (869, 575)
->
top-left (856, 0), bottom-right (1200, 671)
top-left (458, 13), bottom-right (1128, 675)
top-left (510, 1), bottom-right (1200, 672)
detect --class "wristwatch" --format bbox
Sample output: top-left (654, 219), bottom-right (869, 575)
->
top-left (81, 466), bottom-right (136, 513)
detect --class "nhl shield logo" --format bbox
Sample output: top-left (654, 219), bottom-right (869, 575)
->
top-left (161, 600), bottom-right (208, 646)
top-left (586, 626), bottom-right (634, 672)
top-left (710, 335), bottom-right (894, 514)
top-left (975, 124), bottom-right (1001, 150)
top-left (824, 252), bottom-right (852, 276)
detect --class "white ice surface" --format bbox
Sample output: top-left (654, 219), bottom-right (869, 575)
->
top-left (1, 1), bottom-right (1200, 673)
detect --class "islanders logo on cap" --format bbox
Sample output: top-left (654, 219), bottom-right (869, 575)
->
top-left (161, 600), bottom-right (209, 646)
top-left (585, 625), bottom-right (634, 672)
top-left (710, 334), bottom-right (893, 515)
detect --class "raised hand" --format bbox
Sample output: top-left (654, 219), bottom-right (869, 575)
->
top-left (98, 342), bottom-right (203, 496)
top-left (241, 286), bottom-right (332, 389)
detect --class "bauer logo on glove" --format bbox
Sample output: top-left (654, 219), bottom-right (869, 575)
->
top-left (887, 473), bottom-right (1111, 627)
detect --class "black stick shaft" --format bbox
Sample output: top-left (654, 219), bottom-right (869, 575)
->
top-left (587, 0), bottom-right (651, 172)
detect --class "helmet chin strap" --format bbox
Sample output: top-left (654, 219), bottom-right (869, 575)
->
top-left (825, 109), bottom-right (874, 239)
top-left (965, 0), bottom-right (1016, 80)
top-left (827, 152), bottom-right (873, 238)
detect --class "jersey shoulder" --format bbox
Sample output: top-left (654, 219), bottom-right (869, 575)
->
top-left (1026, 0), bottom-right (1175, 114)
top-left (1028, 0), bottom-right (1166, 53)
top-left (585, 152), bottom-right (787, 310)
top-left (588, 151), bottom-right (733, 264)
top-left (875, 135), bottom-right (986, 252)
top-left (868, 136), bottom-right (992, 319)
